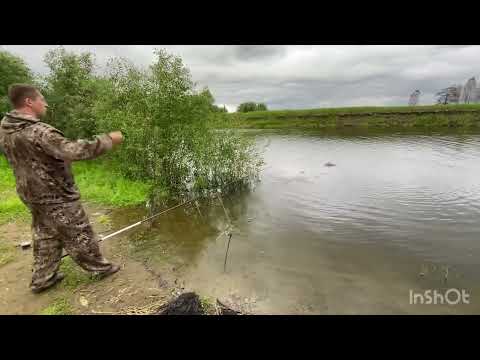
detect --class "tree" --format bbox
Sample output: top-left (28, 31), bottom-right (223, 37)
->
top-left (199, 87), bottom-right (227, 112)
top-left (40, 47), bottom-right (99, 139)
top-left (93, 49), bottom-right (261, 197)
top-left (237, 102), bottom-right (267, 112)
top-left (408, 90), bottom-right (421, 106)
top-left (237, 102), bottom-right (257, 113)
top-left (0, 50), bottom-right (33, 115)
top-left (256, 103), bottom-right (267, 111)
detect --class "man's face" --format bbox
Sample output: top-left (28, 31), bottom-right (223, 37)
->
top-left (26, 91), bottom-right (48, 118)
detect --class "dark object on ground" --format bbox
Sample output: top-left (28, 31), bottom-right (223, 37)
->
top-left (157, 292), bottom-right (204, 315)
top-left (32, 272), bottom-right (64, 294)
top-left (155, 292), bottom-right (243, 315)
top-left (19, 241), bottom-right (31, 249)
top-left (325, 162), bottom-right (336, 167)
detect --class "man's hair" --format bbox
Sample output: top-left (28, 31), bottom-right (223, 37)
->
top-left (8, 84), bottom-right (40, 108)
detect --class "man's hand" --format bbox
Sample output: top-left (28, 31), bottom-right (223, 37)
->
top-left (108, 131), bottom-right (124, 146)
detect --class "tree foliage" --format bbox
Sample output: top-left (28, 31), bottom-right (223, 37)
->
top-left (1, 47), bottom-right (262, 200)
top-left (237, 102), bottom-right (268, 113)
top-left (93, 49), bottom-right (261, 198)
top-left (40, 47), bottom-right (100, 138)
top-left (0, 50), bottom-right (33, 115)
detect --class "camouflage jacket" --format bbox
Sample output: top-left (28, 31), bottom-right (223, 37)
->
top-left (0, 110), bottom-right (113, 205)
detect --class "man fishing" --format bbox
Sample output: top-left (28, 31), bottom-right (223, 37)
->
top-left (0, 84), bottom-right (123, 293)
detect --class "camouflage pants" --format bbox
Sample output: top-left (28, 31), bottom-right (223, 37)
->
top-left (28, 201), bottom-right (113, 291)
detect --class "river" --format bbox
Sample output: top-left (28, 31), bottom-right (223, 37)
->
top-left (109, 129), bottom-right (480, 314)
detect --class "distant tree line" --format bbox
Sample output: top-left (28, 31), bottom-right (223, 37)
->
top-left (237, 102), bottom-right (268, 113)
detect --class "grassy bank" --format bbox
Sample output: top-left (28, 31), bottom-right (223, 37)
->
top-left (214, 104), bottom-right (480, 130)
top-left (0, 156), bottom-right (151, 224)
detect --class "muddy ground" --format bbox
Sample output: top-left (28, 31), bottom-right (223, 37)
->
top-left (0, 203), bottom-right (225, 315)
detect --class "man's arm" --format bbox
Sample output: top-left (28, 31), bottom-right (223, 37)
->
top-left (35, 124), bottom-right (122, 162)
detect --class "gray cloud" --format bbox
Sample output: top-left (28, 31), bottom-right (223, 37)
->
top-left (233, 45), bottom-right (287, 61)
top-left (2, 45), bottom-right (479, 111)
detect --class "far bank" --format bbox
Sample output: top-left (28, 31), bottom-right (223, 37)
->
top-left (213, 104), bottom-right (480, 130)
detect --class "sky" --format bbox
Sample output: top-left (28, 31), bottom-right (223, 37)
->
top-left (2, 45), bottom-right (479, 112)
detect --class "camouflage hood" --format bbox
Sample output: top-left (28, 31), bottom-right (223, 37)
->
top-left (1, 110), bottom-right (40, 134)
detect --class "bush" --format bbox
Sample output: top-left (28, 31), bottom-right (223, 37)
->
top-left (93, 49), bottom-right (262, 198)
top-left (1, 47), bottom-right (262, 202)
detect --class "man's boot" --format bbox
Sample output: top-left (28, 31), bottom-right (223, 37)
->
top-left (93, 264), bottom-right (120, 280)
top-left (31, 272), bottom-right (65, 294)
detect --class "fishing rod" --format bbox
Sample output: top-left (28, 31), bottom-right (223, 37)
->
top-left (57, 167), bottom-right (268, 259)
top-left (58, 195), bottom-right (205, 260)
top-left (97, 165), bottom-right (272, 242)
top-left (99, 197), bottom-right (198, 242)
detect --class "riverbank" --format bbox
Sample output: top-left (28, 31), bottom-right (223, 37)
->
top-left (0, 204), bottom-right (218, 315)
top-left (213, 104), bottom-right (480, 130)
top-left (0, 157), bottom-right (224, 315)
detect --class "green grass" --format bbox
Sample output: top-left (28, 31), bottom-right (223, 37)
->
top-left (73, 161), bottom-right (151, 207)
top-left (58, 257), bottom-right (97, 291)
top-left (0, 156), bottom-right (29, 224)
top-left (58, 256), bottom-right (123, 291)
top-left (212, 104), bottom-right (480, 130)
top-left (0, 156), bottom-right (151, 224)
top-left (40, 297), bottom-right (73, 315)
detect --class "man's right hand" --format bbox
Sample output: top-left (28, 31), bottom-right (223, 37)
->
top-left (108, 131), bottom-right (124, 146)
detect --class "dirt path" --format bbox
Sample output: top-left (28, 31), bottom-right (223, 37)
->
top-left (0, 204), bottom-right (185, 315)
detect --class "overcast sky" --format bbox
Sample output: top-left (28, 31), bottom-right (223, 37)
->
top-left (2, 45), bottom-right (479, 112)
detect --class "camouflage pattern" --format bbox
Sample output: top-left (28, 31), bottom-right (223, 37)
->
top-left (0, 110), bottom-right (116, 291)
top-left (29, 201), bottom-right (113, 291)
top-left (0, 110), bottom-right (112, 205)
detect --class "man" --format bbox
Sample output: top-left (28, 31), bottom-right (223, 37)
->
top-left (0, 84), bottom-right (124, 293)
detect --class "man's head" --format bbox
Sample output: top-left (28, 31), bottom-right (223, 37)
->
top-left (8, 84), bottom-right (48, 118)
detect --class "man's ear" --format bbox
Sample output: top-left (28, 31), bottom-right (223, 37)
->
top-left (24, 97), bottom-right (33, 107)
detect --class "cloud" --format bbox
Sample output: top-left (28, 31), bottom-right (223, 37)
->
top-left (2, 45), bottom-right (479, 110)
top-left (233, 45), bottom-right (287, 61)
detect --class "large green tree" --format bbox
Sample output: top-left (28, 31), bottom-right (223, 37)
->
top-left (0, 50), bottom-right (33, 115)
top-left (40, 47), bottom-right (99, 138)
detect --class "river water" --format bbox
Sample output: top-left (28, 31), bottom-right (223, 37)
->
top-left (110, 129), bottom-right (480, 314)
